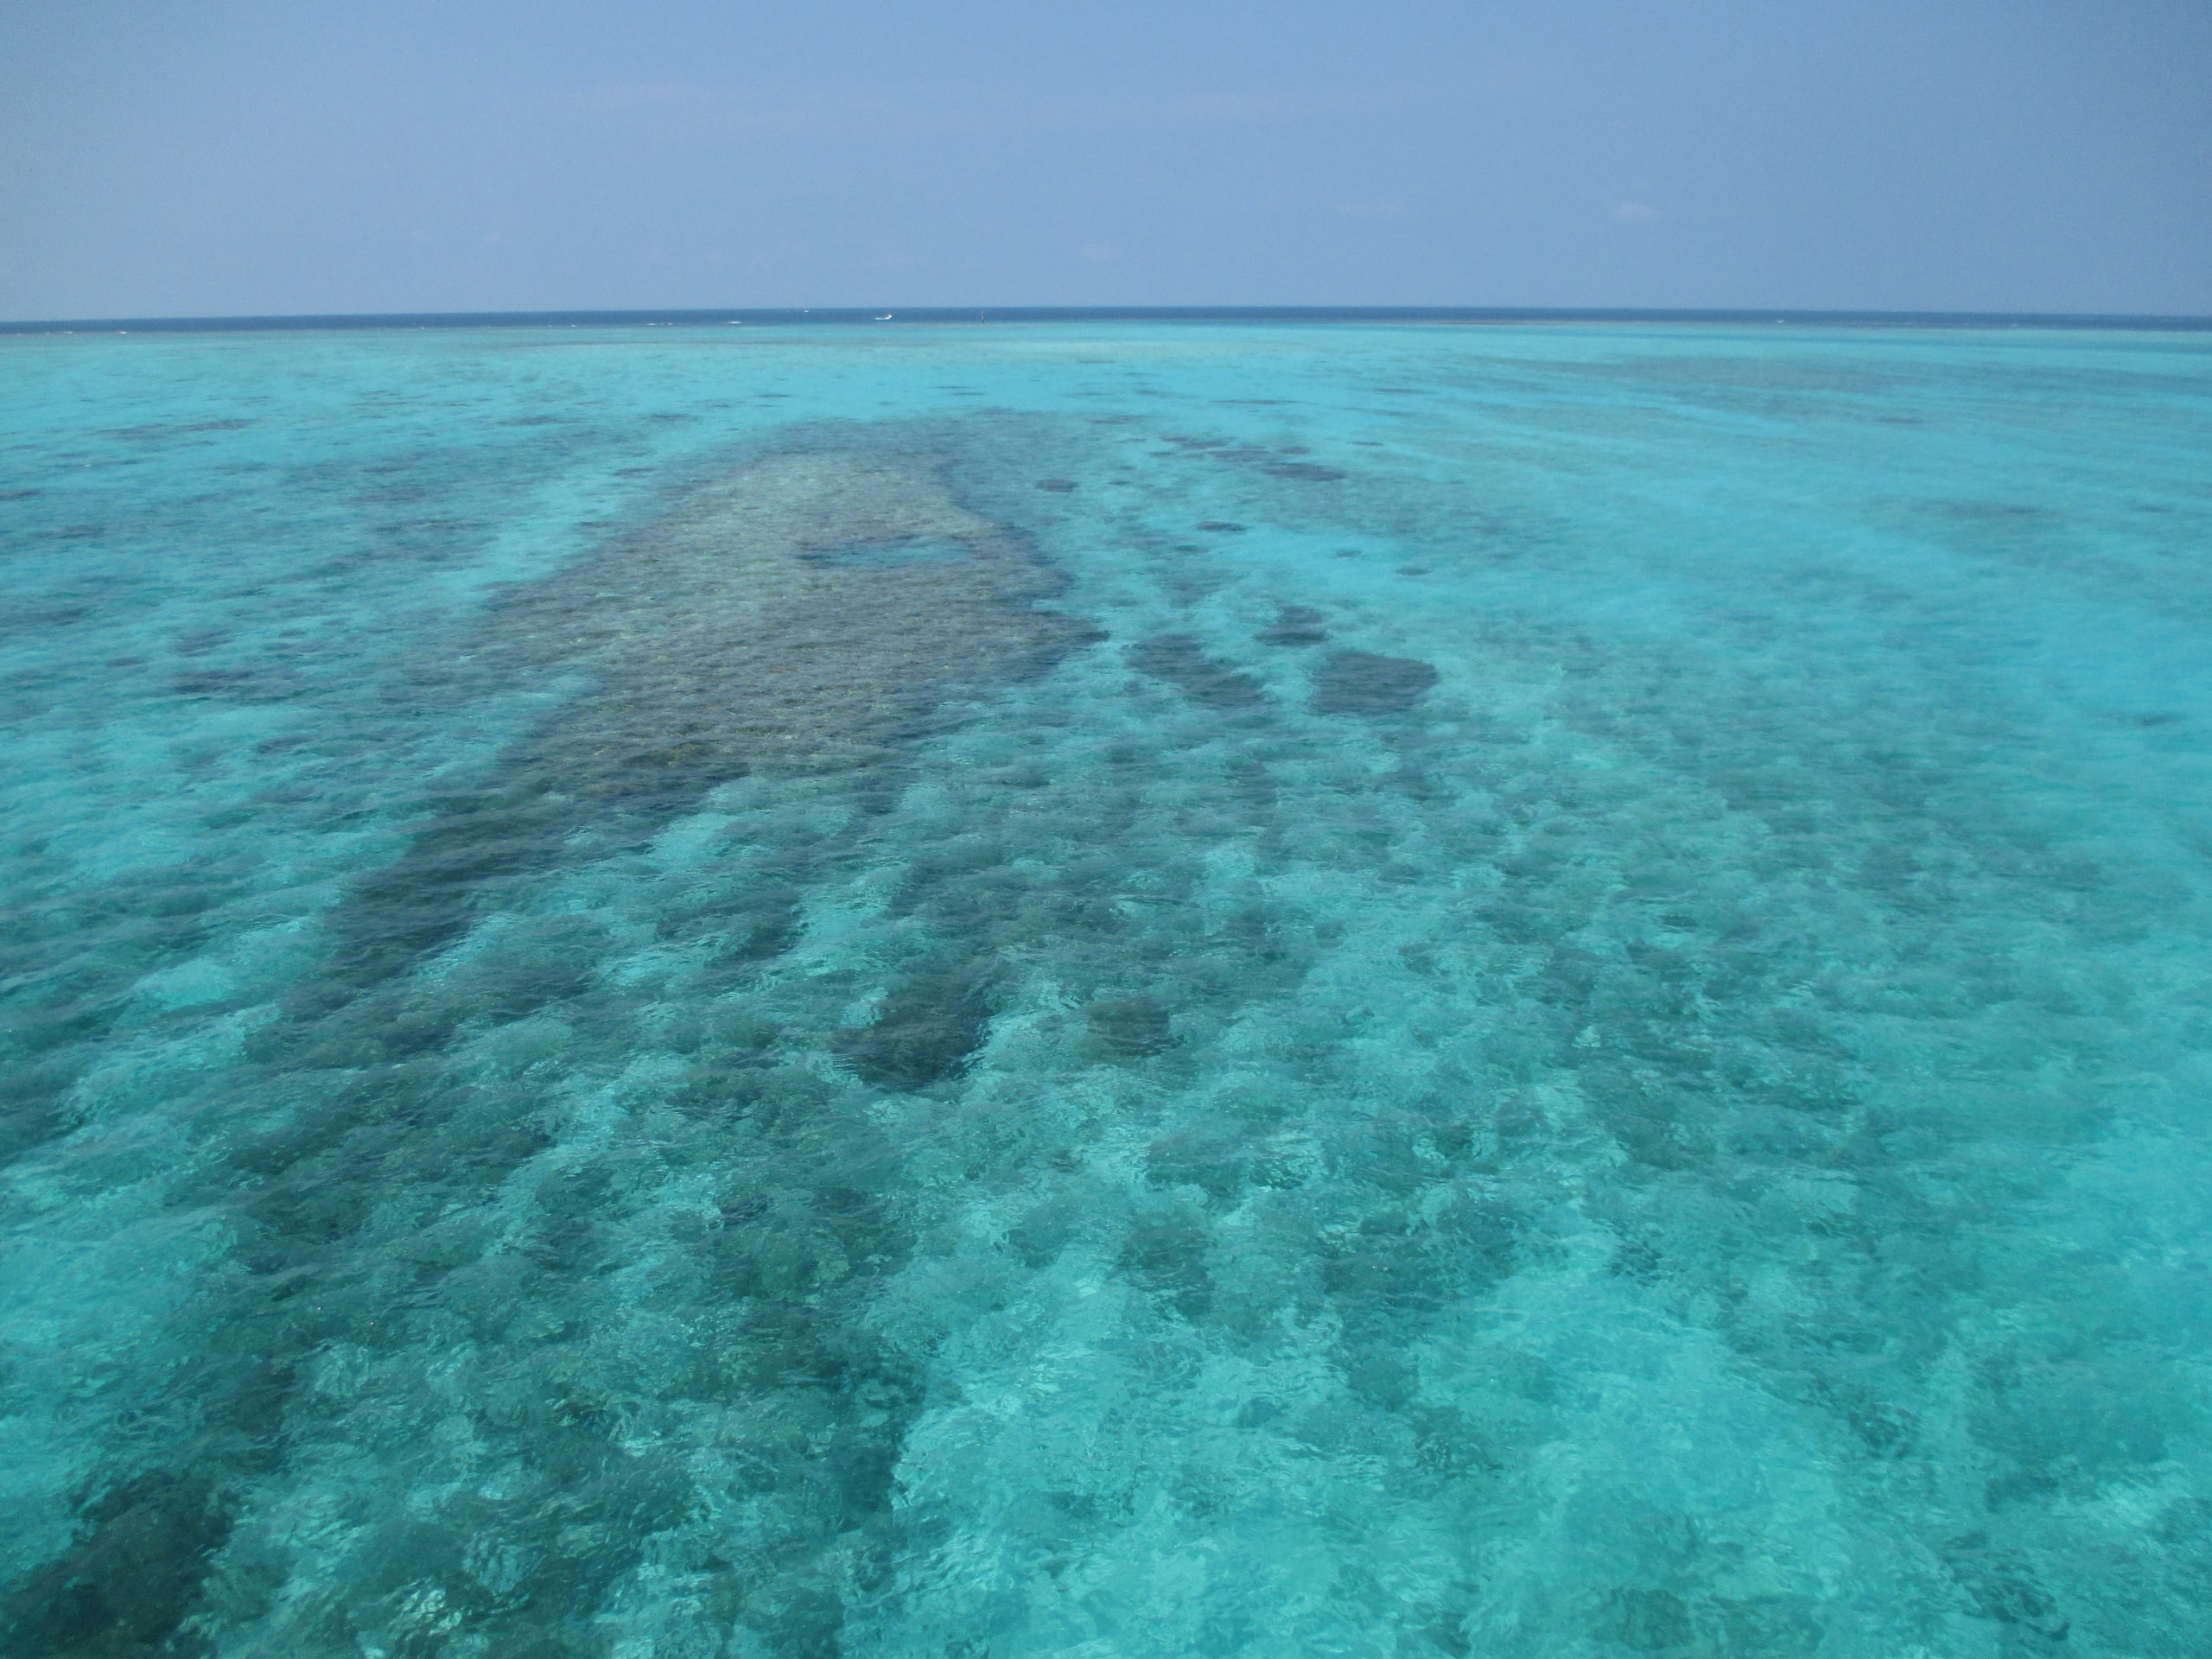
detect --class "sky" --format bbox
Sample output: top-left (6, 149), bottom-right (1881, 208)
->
top-left (2, 0), bottom-right (2208, 321)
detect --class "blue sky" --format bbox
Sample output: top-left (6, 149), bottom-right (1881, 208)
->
top-left (3, 0), bottom-right (2207, 319)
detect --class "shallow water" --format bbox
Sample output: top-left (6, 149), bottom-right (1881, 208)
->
top-left (3, 319), bottom-right (2212, 1657)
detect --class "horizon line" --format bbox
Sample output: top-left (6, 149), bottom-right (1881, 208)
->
top-left (5, 303), bottom-right (2210, 336)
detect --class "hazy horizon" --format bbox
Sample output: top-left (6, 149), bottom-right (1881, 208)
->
top-left (4, 0), bottom-right (2209, 323)
top-left (8, 305), bottom-right (2212, 334)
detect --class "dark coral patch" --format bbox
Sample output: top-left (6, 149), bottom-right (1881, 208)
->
top-left (1309, 650), bottom-right (1438, 715)
top-left (324, 446), bottom-right (1097, 1000)
top-left (837, 969), bottom-right (997, 1090)
top-left (1088, 995), bottom-right (1178, 1059)
top-left (3, 1474), bottom-right (232, 1659)
top-left (1255, 606), bottom-right (1329, 648)
top-left (1128, 636), bottom-right (1268, 709)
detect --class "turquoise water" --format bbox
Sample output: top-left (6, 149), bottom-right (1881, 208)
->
top-left (3, 319), bottom-right (2212, 1657)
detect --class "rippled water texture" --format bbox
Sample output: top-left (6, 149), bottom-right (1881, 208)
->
top-left (4, 319), bottom-right (2212, 1657)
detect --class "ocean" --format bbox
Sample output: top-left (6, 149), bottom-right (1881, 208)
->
top-left (3, 313), bottom-right (2210, 1656)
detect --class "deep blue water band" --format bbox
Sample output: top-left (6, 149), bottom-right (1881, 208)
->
top-left (5, 303), bottom-right (2211, 334)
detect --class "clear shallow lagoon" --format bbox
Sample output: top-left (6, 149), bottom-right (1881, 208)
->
top-left (3, 317), bottom-right (2212, 1656)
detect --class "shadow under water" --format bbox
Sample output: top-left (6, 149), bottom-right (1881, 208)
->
top-left (320, 443), bottom-right (1097, 1001)
top-left (505, 448), bottom-right (1090, 787)
top-left (3, 435), bottom-right (1103, 1659)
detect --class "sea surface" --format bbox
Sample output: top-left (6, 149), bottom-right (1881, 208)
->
top-left (3, 316), bottom-right (2211, 1657)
